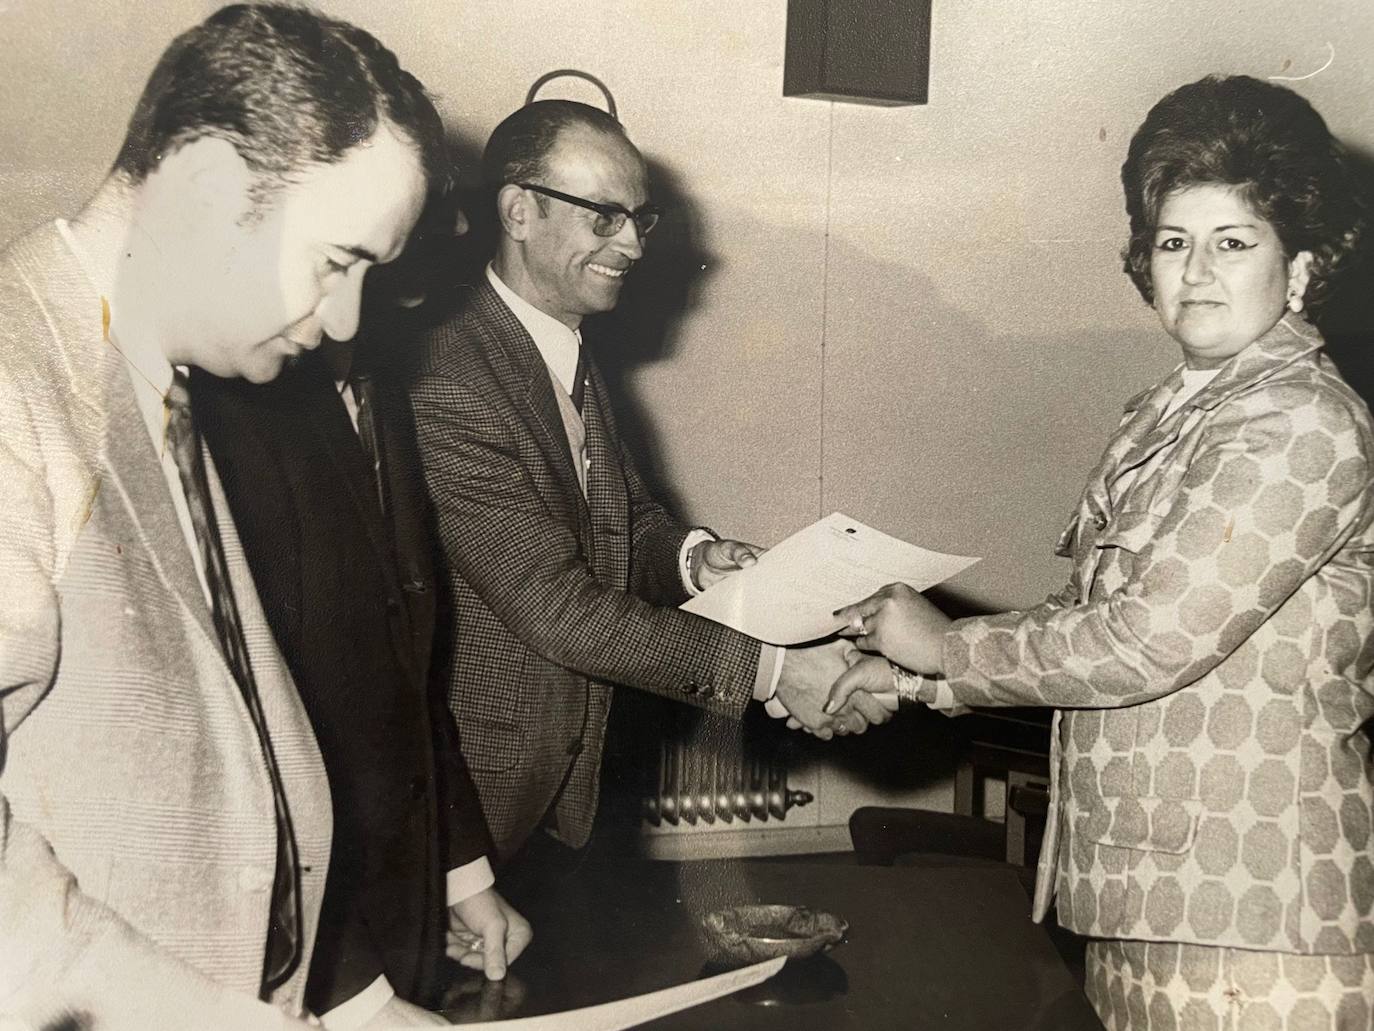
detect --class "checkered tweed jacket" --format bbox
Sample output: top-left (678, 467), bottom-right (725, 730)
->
top-left (0, 224), bottom-right (332, 1029)
top-left (409, 281), bottom-right (762, 858)
top-left (935, 316), bottom-right (1374, 955)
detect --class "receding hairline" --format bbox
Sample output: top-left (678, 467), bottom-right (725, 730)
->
top-left (537, 121), bottom-right (646, 185)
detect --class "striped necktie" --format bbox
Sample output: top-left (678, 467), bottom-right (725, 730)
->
top-left (164, 371), bottom-right (302, 993)
top-left (350, 369), bottom-right (389, 517)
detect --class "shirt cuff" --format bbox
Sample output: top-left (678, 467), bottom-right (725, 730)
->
top-left (318, 975), bottom-right (395, 1031)
top-left (678, 528), bottom-right (718, 596)
top-left (754, 644), bottom-right (785, 702)
top-left (446, 856), bottom-right (497, 905)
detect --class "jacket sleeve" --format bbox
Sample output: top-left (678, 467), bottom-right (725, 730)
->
top-left (0, 374), bottom-right (300, 1030)
top-left (940, 389), bottom-right (1374, 709)
top-left (409, 372), bottom-right (762, 715)
top-left (433, 699), bottom-right (495, 871)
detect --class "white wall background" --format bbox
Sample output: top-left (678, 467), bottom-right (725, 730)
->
top-left (4, 2), bottom-right (1370, 831)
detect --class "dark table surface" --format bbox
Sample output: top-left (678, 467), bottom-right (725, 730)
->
top-left (438, 856), bottom-right (1104, 1030)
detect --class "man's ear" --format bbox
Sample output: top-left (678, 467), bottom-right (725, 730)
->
top-left (152, 136), bottom-right (255, 217)
top-left (496, 183), bottom-right (533, 241)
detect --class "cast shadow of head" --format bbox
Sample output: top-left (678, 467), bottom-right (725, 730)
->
top-left (1320, 142), bottom-right (1374, 408)
top-left (584, 156), bottom-right (717, 512)
top-left (352, 127), bottom-right (488, 379)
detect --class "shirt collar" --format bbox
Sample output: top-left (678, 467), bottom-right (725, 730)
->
top-left (485, 263), bottom-right (581, 394)
top-left (56, 217), bottom-right (174, 449)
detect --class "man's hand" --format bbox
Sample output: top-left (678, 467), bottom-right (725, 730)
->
top-left (774, 638), bottom-right (861, 739)
top-left (447, 888), bottom-right (533, 981)
top-left (834, 582), bottom-right (951, 674)
top-left (356, 995), bottom-right (451, 1027)
top-left (690, 539), bottom-right (764, 591)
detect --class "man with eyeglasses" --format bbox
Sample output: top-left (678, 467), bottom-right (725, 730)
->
top-left (408, 100), bottom-right (888, 871)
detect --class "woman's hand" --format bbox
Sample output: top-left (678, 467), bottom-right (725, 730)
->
top-left (834, 582), bottom-right (951, 674)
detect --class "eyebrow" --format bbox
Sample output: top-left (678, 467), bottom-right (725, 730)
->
top-left (1154, 223), bottom-right (1258, 232)
top-left (335, 244), bottom-right (380, 263)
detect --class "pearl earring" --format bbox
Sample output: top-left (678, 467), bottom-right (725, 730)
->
top-left (1287, 290), bottom-right (1304, 314)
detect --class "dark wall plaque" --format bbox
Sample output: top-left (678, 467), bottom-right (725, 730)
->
top-left (784, 0), bottom-right (933, 106)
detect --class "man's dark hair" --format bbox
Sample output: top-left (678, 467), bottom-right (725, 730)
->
top-left (1121, 74), bottom-right (1366, 310)
top-left (481, 100), bottom-right (629, 197)
top-left (113, 3), bottom-right (446, 193)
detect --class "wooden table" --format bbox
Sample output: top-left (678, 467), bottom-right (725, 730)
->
top-left (437, 856), bottom-right (1104, 1030)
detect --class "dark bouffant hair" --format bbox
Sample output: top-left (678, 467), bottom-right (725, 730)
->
top-left (113, 3), bottom-right (447, 194)
top-left (1121, 74), bottom-right (1366, 310)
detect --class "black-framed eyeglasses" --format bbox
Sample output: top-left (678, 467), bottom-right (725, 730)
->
top-left (515, 182), bottom-right (661, 238)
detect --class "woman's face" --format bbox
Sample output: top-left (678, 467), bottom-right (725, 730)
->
top-left (1149, 183), bottom-right (1312, 369)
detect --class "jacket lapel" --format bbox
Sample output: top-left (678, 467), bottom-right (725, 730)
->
top-left (99, 361), bottom-right (220, 650)
top-left (581, 366), bottom-right (629, 586)
top-left (471, 282), bottom-right (594, 540)
top-left (32, 226), bottom-right (220, 651)
top-left (298, 359), bottom-right (395, 575)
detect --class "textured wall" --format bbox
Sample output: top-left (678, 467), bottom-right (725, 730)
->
top-left (0, 1), bottom-right (216, 245)
top-left (310, 0), bottom-right (1374, 613)
top-left (3, 2), bottom-right (1370, 829)
top-left (4, 1), bottom-right (1369, 610)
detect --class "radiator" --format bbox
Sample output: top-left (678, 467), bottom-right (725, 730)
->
top-left (643, 735), bottom-right (814, 827)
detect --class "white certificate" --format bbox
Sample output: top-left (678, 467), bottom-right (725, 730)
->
top-left (424, 956), bottom-right (785, 1029)
top-left (681, 512), bottom-right (978, 645)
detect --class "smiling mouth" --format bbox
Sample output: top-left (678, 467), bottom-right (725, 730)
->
top-left (588, 262), bottom-right (629, 280)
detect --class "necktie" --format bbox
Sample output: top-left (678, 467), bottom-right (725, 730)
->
top-left (164, 372), bottom-right (302, 993)
top-left (571, 348), bottom-right (587, 415)
top-left (350, 369), bottom-right (389, 517)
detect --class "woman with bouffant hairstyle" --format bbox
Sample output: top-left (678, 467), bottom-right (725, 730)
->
top-left (833, 75), bottom-right (1374, 1030)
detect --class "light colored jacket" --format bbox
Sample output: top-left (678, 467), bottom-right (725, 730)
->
top-left (942, 316), bottom-right (1374, 954)
top-left (0, 223), bottom-right (332, 1029)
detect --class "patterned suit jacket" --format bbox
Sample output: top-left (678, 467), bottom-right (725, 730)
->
top-left (409, 281), bottom-right (762, 858)
top-left (0, 223), bottom-right (333, 1028)
top-left (938, 316), bottom-right (1374, 955)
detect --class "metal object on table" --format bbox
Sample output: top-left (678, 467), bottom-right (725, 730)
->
top-left (699, 904), bottom-right (848, 966)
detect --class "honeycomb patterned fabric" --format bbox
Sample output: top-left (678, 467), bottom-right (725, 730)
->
top-left (1087, 939), bottom-right (1374, 1030)
top-left (930, 315), bottom-right (1374, 958)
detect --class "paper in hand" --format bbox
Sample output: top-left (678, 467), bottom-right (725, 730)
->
top-left (428, 956), bottom-right (785, 1029)
top-left (681, 512), bottom-right (978, 645)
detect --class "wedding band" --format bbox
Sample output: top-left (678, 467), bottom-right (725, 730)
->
top-left (852, 615), bottom-right (868, 636)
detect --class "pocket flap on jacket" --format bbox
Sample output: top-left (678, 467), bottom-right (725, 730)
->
top-left (1077, 795), bottom-right (1201, 855)
top-left (1095, 509), bottom-right (1167, 554)
top-left (457, 715), bottom-right (524, 773)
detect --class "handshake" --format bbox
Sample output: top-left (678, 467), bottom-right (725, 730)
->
top-left (691, 539), bottom-right (954, 739)
top-left (767, 639), bottom-right (899, 738)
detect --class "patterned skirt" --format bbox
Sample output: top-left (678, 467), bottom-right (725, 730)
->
top-left (1086, 939), bottom-right (1374, 1030)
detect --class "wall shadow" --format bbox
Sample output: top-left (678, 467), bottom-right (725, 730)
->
top-left (359, 127), bottom-right (490, 356)
top-left (587, 156), bottom-right (719, 513)
top-left (1319, 142), bottom-right (1374, 407)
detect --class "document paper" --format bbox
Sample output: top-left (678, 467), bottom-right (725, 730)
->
top-left (433, 956), bottom-right (785, 1029)
top-left (681, 512), bottom-right (979, 645)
